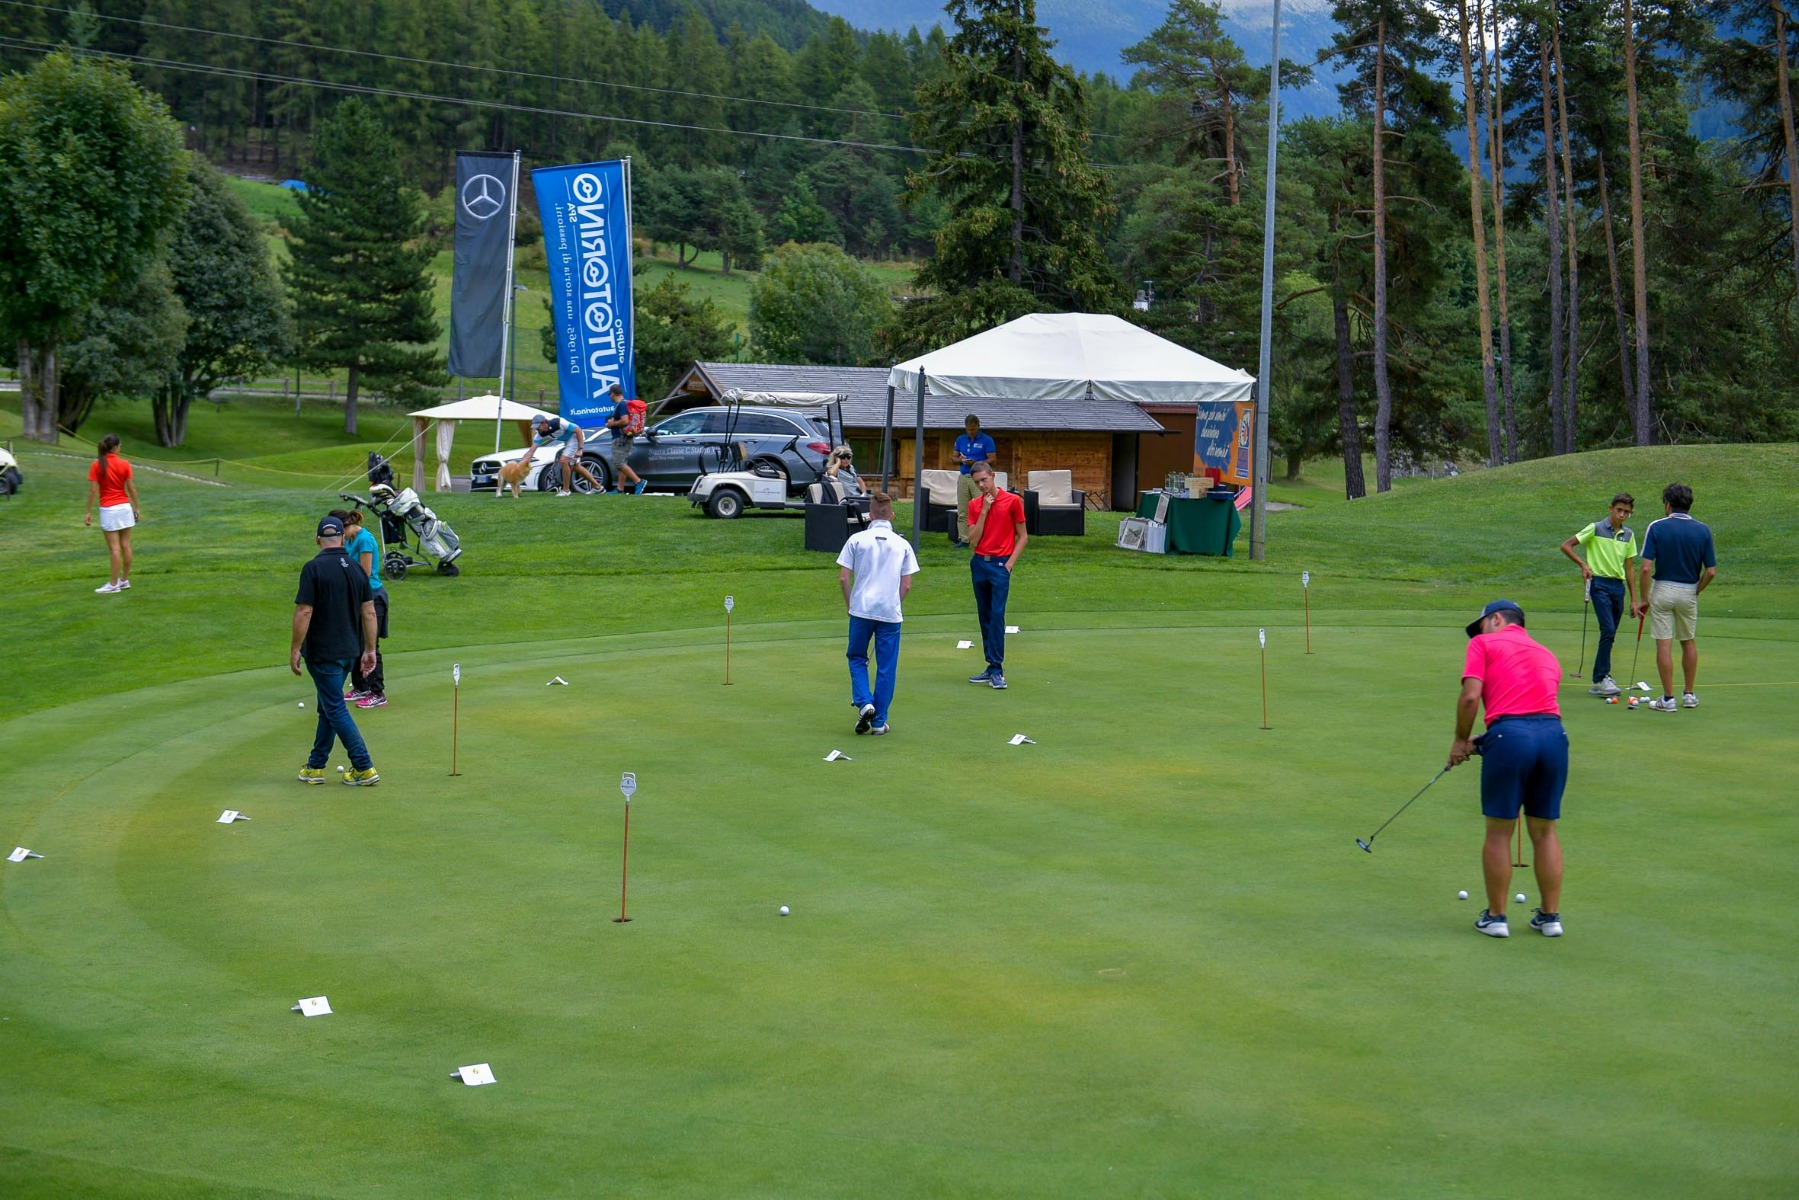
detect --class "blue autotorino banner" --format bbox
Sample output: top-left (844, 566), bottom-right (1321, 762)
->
top-left (533, 159), bottom-right (635, 422)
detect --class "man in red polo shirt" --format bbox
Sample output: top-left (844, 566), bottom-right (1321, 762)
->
top-left (1449, 600), bottom-right (1568, 940)
top-left (964, 461), bottom-right (1027, 690)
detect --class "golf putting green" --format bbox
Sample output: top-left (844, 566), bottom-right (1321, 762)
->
top-left (4, 614), bottom-right (1795, 1197)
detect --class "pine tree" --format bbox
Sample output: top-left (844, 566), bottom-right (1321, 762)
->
top-left (285, 99), bottom-right (442, 435)
top-left (901, 0), bottom-right (1117, 348)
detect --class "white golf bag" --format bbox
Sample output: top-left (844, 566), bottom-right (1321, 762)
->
top-left (370, 482), bottom-right (462, 577)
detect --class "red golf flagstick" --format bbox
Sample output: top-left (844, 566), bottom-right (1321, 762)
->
top-left (614, 771), bottom-right (637, 923)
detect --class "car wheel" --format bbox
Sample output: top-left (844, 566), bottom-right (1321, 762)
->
top-left (574, 455), bottom-right (609, 493)
top-left (537, 462), bottom-right (561, 492)
top-left (707, 487), bottom-right (746, 519)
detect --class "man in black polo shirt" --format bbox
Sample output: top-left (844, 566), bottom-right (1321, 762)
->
top-left (291, 514), bottom-right (382, 785)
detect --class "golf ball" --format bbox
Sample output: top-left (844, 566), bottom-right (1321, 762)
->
top-left (336, 765), bottom-right (345, 773)
top-left (1606, 696), bottom-right (1618, 704)
top-left (297, 701), bottom-right (305, 708)
top-left (778, 905), bottom-right (790, 916)
top-left (1628, 698), bottom-right (1639, 709)
top-left (1457, 890), bottom-right (1469, 900)
top-left (1516, 893), bottom-right (1527, 903)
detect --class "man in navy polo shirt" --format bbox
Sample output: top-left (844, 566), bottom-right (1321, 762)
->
top-left (1636, 482), bottom-right (1718, 712)
top-left (951, 414), bottom-right (995, 547)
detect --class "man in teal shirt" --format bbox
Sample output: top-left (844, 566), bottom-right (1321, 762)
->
top-left (1558, 492), bottom-right (1637, 696)
top-left (333, 508), bottom-right (389, 708)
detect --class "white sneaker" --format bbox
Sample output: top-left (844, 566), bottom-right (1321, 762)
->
top-left (1589, 676), bottom-right (1620, 697)
top-left (557, 490), bottom-right (573, 497)
top-left (1648, 696), bottom-right (1679, 712)
top-left (95, 582), bottom-right (122, 594)
top-left (1682, 692), bottom-right (1699, 709)
top-left (119, 580), bottom-right (131, 590)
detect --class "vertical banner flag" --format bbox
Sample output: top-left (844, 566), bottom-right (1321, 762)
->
top-left (534, 159), bottom-right (635, 423)
top-left (448, 152), bottom-right (517, 378)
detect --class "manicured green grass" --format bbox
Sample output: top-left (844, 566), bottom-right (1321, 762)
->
top-left (3, 404), bottom-right (1795, 1196)
top-left (224, 175), bottom-right (302, 233)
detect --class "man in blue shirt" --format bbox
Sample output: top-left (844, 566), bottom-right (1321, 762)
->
top-left (331, 508), bottom-right (389, 708)
top-left (951, 413), bottom-right (995, 547)
top-left (603, 384), bottom-right (646, 494)
top-left (523, 414), bottom-right (599, 496)
top-left (1636, 482), bottom-right (1718, 712)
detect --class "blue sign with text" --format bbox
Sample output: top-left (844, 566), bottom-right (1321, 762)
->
top-left (534, 159), bottom-right (635, 421)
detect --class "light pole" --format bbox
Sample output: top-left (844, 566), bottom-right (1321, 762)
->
top-left (1250, 0), bottom-right (1284, 562)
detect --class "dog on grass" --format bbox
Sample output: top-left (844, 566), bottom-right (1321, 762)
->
top-left (496, 457), bottom-right (532, 498)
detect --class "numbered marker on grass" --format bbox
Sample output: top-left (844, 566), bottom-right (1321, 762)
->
top-left (620, 772), bottom-right (637, 801)
top-left (452, 1063), bottom-right (496, 1086)
top-left (724, 595), bottom-right (735, 614)
top-left (956, 640), bottom-right (973, 650)
top-left (291, 996), bottom-right (332, 1017)
top-left (1008, 734), bottom-right (1036, 746)
top-left (217, 810), bottom-right (249, 824)
top-left (823, 750), bottom-right (852, 762)
top-left (7, 847), bottom-right (43, 862)
top-left (1004, 625), bottom-right (1020, 634)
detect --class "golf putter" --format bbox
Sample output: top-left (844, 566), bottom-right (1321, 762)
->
top-left (1573, 579), bottom-right (1590, 677)
top-left (1357, 736), bottom-right (1484, 853)
top-left (1628, 607), bottom-right (1646, 685)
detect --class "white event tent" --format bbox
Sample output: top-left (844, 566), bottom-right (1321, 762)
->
top-left (887, 312), bottom-right (1254, 407)
top-left (884, 312), bottom-right (1256, 540)
top-left (407, 394), bottom-right (549, 492)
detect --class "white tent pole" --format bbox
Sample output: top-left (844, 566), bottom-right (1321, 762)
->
top-left (495, 149), bottom-right (521, 454)
top-left (1250, 0), bottom-right (1282, 561)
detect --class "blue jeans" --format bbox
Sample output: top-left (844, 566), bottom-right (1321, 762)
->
top-left (1590, 576), bottom-right (1624, 680)
top-left (970, 555), bottom-right (1011, 671)
top-left (306, 657), bottom-right (372, 771)
top-left (846, 616), bottom-right (902, 724)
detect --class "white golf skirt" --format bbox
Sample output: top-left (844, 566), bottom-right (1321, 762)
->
top-left (98, 503), bottom-right (136, 532)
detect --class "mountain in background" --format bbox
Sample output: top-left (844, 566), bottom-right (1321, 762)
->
top-left (807, 0), bottom-right (1346, 117)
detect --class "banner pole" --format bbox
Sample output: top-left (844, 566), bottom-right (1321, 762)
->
top-left (495, 150), bottom-right (520, 453)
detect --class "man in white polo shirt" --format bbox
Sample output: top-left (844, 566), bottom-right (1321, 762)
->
top-left (837, 492), bottom-right (919, 736)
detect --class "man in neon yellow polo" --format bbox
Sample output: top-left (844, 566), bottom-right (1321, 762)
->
top-left (1559, 492), bottom-right (1637, 697)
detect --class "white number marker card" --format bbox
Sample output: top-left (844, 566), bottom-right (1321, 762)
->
top-left (956, 640), bottom-right (973, 650)
top-left (1004, 625), bottom-right (1020, 634)
top-left (7, 847), bottom-right (43, 862)
top-left (216, 810), bottom-right (250, 824)
top-left (291, 996), bottom-right (332, 1017)
top-left (1008, 734), bottom-right (1036, 746)
top-left (452, 1063), bottom-right (497, 1086)
top-left (823, 750), bottom-right (852, 762)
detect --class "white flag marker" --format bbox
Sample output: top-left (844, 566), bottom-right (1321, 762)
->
top-left (1302, 570), bottom-right (1310, 588)
top-left (291, 996), bottom-right (332, 1017)
top-left (1008, 734), bottom-right (1036, 746)
top-left (452, 1063), bottom-right (497, 1086)
top-left (452, 662), bottom-right (462, 688)
top-left (724, 595), bottom-right (735, 614)
top-left (956, 640), bottom-right (973, 650)
top-left (7, 847), bottom-right (43, 862)
top-left (1259, 628), bottom-right (1267, 648)
top-left (823, 750), bottom-right (852, 762)
top-left (216, 810), bottom-right (250, 824)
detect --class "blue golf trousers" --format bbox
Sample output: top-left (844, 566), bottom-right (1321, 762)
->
top-left (846, 616), bottom-right (902, 725)
top-left (970, 554), bottom-right (1012, 671)
top-left (1590, 576), bottom-right (1625, 680)
top-left (306, 657), bottom-right (373, 771)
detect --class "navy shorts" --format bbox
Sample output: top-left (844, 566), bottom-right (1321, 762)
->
top-left (1479, 715), bottom-right (1569, 821)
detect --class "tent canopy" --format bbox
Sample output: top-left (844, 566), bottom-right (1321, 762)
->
top-left (887, 312), bottom-right (1254, 407)
top-left (408, 394), bottom-right (552, 423)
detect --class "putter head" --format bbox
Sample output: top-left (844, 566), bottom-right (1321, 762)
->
top-left (1356, 838), bottom-right (1373, 853)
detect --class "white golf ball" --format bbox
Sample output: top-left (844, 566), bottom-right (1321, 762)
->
top-left (778, 905), bottom-right (790, 916)
top-left (297, 701), bottom-right (305, 708)
top-left (1457, 890), bottom-right (1468, 900)
top-left (336, 765), bottom-right (345, 773)
top-left (1515, 893), bottom-right (1527, 903)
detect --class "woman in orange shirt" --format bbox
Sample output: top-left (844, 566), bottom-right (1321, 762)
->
top-left (83, 434), bottom-right (141, 594)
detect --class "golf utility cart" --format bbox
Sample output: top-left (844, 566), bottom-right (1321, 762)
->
top-left (687, 390), bottom-right (860, 519)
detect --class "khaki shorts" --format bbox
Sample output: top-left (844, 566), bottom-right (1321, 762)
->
top-left (1649, 580), bottom-right (1699, 641)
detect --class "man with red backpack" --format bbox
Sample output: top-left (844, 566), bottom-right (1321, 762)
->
top-left (604, 383), bottom-right (647, 494)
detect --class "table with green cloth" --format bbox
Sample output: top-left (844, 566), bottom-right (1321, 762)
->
top-left (1134, 491), bottom-right (1242, 557)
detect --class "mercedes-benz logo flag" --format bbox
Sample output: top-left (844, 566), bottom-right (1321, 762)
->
top-left (448, 151), bottom-right (516, 379)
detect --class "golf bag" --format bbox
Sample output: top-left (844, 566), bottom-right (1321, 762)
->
top-left (339, 454), bottom-right (464, 578)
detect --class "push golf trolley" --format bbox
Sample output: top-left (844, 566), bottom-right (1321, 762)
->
top-left (339, 453), bottom-right (464, 579)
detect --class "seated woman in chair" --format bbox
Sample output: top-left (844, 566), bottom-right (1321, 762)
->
top-left (824, 445), bottom-right (863, 496)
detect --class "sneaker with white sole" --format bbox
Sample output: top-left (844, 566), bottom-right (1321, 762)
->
top-left (1589, 676), bottom-right (1621, 697)
top-left (854, 702), bottom-right (875, 734)
top-left (1682, 692), bottom-right (1699, 709)
top-left (1648, 696), bottom-right (1679, 712)
top-left (95, 582), bottom-right (122, 594)
top-left (988, 673), bottom-right (1007, 690)
top-left (969, 668), bottom-right (995, 684)
top-left (1475, 909), bottom-right (1510, 937)
top-left (342, 766), bottom-right (380, 786)
top-left (1529, 908), bottom-right (1563, 937)
top-left (557, 490), bottom-right (573, 497)
top-left (120, 580), bottom-right (131, 590)
top-left (869, 724), bottom-right (889, 736)
top-left (355, 694), bottom-right (387, 708)
top-left (297, 766), bottom-right (327, 785)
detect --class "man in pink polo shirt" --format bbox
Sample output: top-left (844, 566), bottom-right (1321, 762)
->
top-left (1449, 600), bottom-right (1568, 940)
